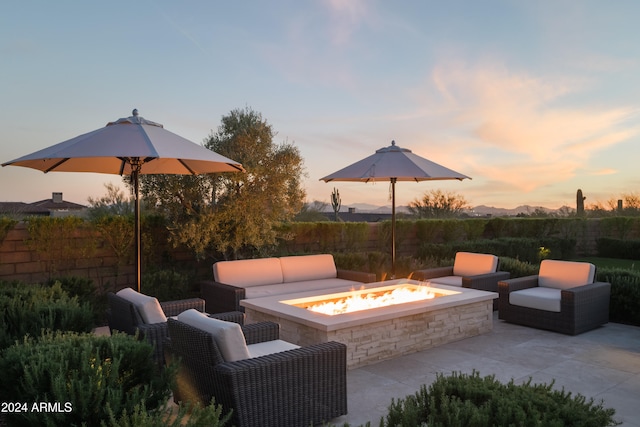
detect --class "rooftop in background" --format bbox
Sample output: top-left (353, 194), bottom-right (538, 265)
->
top-left (0, 192), bottom-right (87, 218)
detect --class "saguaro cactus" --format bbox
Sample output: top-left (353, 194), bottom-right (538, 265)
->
top-left (577, 189), bottom-right (586, 216)
top-left (331, 187), bottom-right (341, 221)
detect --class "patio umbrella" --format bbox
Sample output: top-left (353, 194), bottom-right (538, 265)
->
top-left (320, 140), bottom-right (470, 278)
top-left (2, 109), bottom-right (245, 292)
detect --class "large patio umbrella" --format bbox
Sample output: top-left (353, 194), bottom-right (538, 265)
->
top-left (2, 109), bottom-right (245, 292)
top-left (321, 140), bottom-right (470, 278)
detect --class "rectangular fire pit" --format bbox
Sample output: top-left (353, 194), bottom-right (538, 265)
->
top-left (241, 279), bottom-right (497, 369)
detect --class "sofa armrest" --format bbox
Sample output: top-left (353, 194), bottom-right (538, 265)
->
top-left (462, 271), bottom-right (511, 292)
top-left (337, 269), bottom-right (377, 283)
top-left (242, 321), bottom-right (280, 345)
top-left (410, 266), bottom-right (454, 281)
top-left (200, 280), bottom-right (246, 313)
top-left (160, 298), bottom-right (206, 317)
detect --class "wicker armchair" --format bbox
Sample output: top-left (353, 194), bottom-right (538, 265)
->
top-left (166, 316), bottom-right (348, 427)
top-left (411, 252), bottom-right (509, 310)
top-left (106, 290), bottom-right (206, 364)
top-left (498, 260), bottom-right (611, 335)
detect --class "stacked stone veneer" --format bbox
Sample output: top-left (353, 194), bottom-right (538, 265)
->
top-left (245, 300), bottom-right (493, 369)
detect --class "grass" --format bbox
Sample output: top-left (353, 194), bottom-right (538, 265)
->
top-left (571, 257), bottom-right (639, 270)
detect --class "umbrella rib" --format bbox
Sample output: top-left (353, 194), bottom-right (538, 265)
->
top-left (45, 158), bottom-right (70, 173)
top-left (178, 159), bottom-right (197, 175)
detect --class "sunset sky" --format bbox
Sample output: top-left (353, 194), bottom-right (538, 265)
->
top-left (2, 1), bottom-right (639, 210)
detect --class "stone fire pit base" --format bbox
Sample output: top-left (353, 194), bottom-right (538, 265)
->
top-left (241, 280), bottom-right (496, 369)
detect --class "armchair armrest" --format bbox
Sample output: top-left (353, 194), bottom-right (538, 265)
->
top-left (212, 341), bottom-right (347, 427)
top-left (410, 266), bottom-right (454, 281)
top-left (462, 271), bottom-right (511, 291)
top-left (160, 297), bottom-right (205, 317)
top-left (200, 280), bottom-right (246, 313)
top-left (210, 311), bottom-right (245, 325)
top-left (498, 275), bottom-right (539, 294)
top-left (136, 321), bottom-right (169, 364)
top-left (337, 269), bottom-right (377, 283)
top-left (242, 321), bottom-right (280, 344)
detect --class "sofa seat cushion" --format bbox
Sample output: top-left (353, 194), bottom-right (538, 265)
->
top-left (280, 254), bottom-right (337, 283)
top-left (509, 287), bottom-right (561, 312)
top-left (427, 276), bottom-right (462, 287)
top-left (116, 287), bottom-right (167, 324)
top-left (177, 309), bottom-right (250, 362)
top-left (538, 260), bottom-right (596, 290)
top-left (244, 278), bottom-right (363, 299)
top-left (214, 257), bottom-right (283, 287)
top-left (247, 340), bottom-right (300, 358)
top-left (452, 252), bottom-right (498, 277)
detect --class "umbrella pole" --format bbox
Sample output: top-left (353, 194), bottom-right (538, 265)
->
top-left (132, 161), bottom-right (142, 293)
top-left (391, 177), bottom-right (397, 279)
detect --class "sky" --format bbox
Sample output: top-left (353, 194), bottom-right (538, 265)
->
top-left (1, 1), bottom-right (639, 210)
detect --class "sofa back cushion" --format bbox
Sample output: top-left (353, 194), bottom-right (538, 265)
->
top-left (279, 254), bottom-right (337, 283)
top-left (453, 252), bottom-right (498, 277)
top-left (538, 260), bottom-right (596, 290)
top-left (177, 309), bottom-right (250, 362)
top-left (213, 257), bottom-right (283, 287)
top-left (116, 287), bottom-right (167, 324)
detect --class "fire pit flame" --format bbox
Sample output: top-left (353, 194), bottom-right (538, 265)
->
top-left (306, 285), bottom-right (436, 315)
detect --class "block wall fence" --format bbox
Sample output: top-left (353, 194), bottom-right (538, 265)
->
top-left (0, 219), bottom-right (614, 286)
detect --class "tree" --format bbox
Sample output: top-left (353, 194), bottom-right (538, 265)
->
top-left (142, 107), bottom-right (306, 259)
top-left (407, 189), bottom-right (470, 218)
top-left (86, 182), bottom-right (135, 219)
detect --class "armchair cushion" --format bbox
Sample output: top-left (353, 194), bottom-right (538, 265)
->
top-left (178, 309), bottom-right (250, 362)
top-left (214, 257), bottom-right (283, 287)
top-left (279, 254), bottom-right (337, 282)
top-left (427, 276), bottom-right (462, 287)
top-left (509, 287), bottom-right (562, 312)
top-left (116, 287), bottom-right (167, 324)
top-left (247, 340), bottom-right (300, 358)
top-left (538, 260), bottom-right (596, 290)
top-left (453, 252), bottom-right (499, 277)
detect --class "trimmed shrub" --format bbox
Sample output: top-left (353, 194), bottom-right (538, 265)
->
top-left (598, 267), bottom-right (640, 326)
top-left (0, 331), bottom-right (176, 427)
top-left (0, 281), bottom-right (94, 350)
top-left (141, 268), bottom-right (199, 301)
top-left (377, 371), bottom-right (619, 427)
top-left (596, 237), bottom-right (640, 260)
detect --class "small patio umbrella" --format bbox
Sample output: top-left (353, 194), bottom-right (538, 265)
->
top-left (321, 140), bottom-right (470, 278)
top-left (2, 109), bottom-right (245, 292)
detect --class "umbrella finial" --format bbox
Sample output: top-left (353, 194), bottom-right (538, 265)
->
top-left (391, 140), bottom-right (396, 146)
top-left (132, 109), bottom-right (139, 117)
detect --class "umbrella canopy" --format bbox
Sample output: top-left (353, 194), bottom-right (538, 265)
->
top-left (3, 109), bottom-right (245, 291)
top-left (320, 140), bottom-right (470, 278)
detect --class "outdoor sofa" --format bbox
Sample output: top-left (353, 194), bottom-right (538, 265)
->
top-left (498, 259), bottom-right (611, 335)
top-left (106, 287), bottom-right (206, 364)
top-left (200, 254), bottom-right (376, 313)
top-left (165, 309), bottom-right (348, 427)
top-left (410, 252), bottom-right (509, 310)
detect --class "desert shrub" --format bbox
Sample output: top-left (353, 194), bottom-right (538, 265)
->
top-left (0, 281), bottom-right (94, 350)
top-left (378, 371), bottom-right (619, 427)
top-left (101, 400), bottom-right (231, 427)
top-left (497, 257), bottom-right (540, 278)
top-left (0, 331), bottom-right (175, 427)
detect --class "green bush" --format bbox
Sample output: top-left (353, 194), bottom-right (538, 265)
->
top-left (140, 268), bottom-right (199, 301)
top-left (376, 371), bottom-right (619, 427)
top-left (417, 237), bottom-right (576, 264)
top-left (0, 281), bottom-right (94, 350)
top-left (596, 237), bottom-right (640, 260)
top-left (0, 331), bottom-right (176, 427)
top-left (598, 267), bottom-right (640, 326)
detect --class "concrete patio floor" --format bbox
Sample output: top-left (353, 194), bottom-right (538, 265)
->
top-left (330, 312), bottom-right (640, 426)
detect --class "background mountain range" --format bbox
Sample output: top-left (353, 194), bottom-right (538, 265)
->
top-left (322, 203), bottom-right (564, 216)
